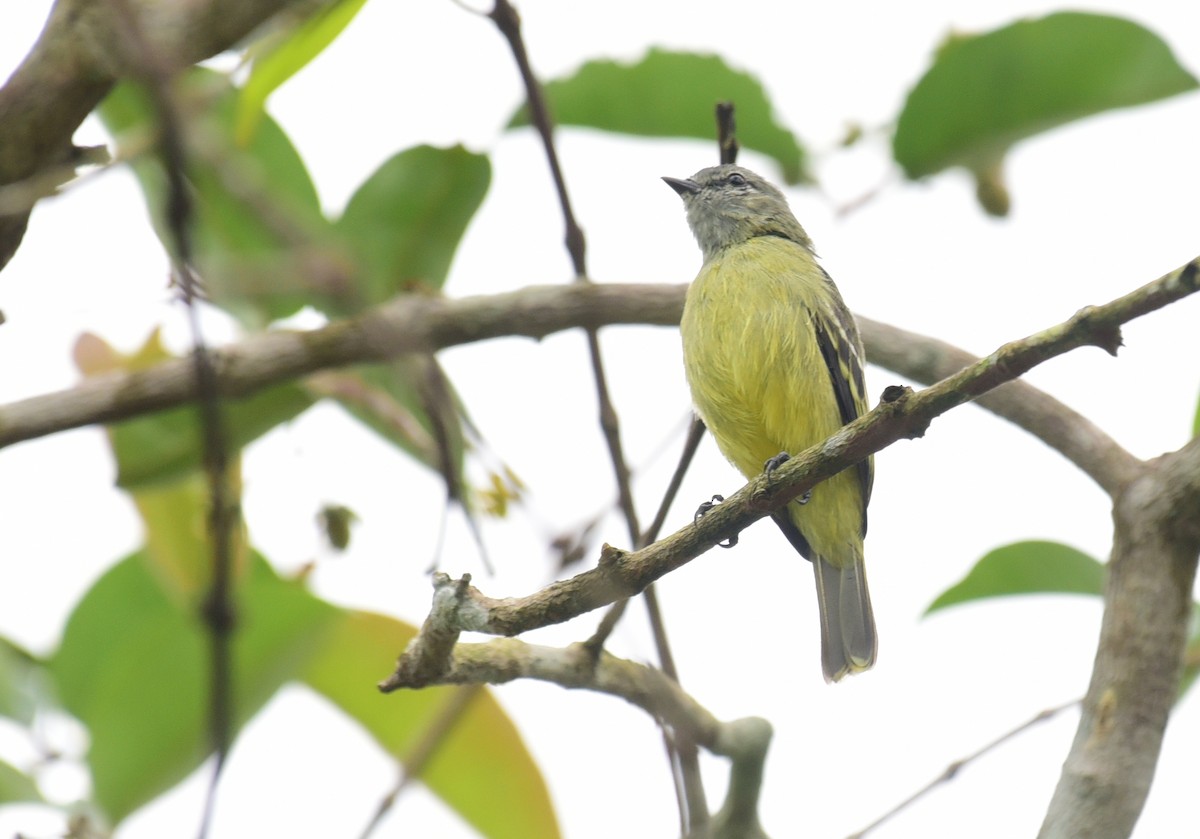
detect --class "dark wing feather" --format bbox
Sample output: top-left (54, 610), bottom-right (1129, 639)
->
top-left (812, 269), bottom-right (872, 536)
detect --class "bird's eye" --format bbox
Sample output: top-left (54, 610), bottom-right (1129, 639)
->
top-left (727, 172), bottom-right (747, 186)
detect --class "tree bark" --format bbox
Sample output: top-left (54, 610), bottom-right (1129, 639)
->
top-left (1039, 441), bottom-right (1200, 838)
top-left (0, 0), bottom-right (326, 270)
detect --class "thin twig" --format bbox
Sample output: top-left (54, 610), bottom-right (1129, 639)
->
top-left (485, 0), bottom-right (703, 827)
top-left (586, 417), bottom-right (705, 650)
top-left (847, 699), bottom-right (1080, 839)
top-left (486, 0), bottom-right (640, 538)
top-left (716, 102), bottom-right (739, 165)
top-left (103, 4), bottom-right (237, 838)
top-left (583, 415), bottom-right (709, 824)
top-left (356, 686), bottom-right (483, 839)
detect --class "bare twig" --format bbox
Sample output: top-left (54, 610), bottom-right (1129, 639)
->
top-left (485, 1), bottom-right (702, 825)
top-left (487, 1), bottom-right (643, 533)
top-left (356, 686), bottom-right (483, 839)
top-left (103, 4), bottom-right (238, 836)
top-left (848, 699), bottom-right (1080, 838)
top-left (586, 417), bottom-right (707, 650)
top-left (716, 102), bottom-right (739, 165)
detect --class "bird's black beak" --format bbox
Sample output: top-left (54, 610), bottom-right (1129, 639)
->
top-left (662, 176), bottom-right (700, 196)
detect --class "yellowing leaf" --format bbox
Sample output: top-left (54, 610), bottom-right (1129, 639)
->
top-left (303, 611), bottom-right (561, 839)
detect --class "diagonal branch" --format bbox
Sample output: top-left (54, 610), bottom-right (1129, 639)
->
top-left (371, 257), bottom-right (1199, 648)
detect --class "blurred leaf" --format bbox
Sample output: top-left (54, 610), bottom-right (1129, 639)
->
top-left (316, 503), bottom-right (358, 551)
top-left (926, 540), bottom-right (1105, 615)
top-left (478, 465), bottom-right (526, 518)
top-left (511, 49), bottom-right (810, 184)
top-left (235, 0), bottom-right (371, 145)
top-left (0, 637), bottom-right (45, 725)
top-left (50, 552), bottom-right (339, 824)
top-left (1192, 389), bottom-right (1200, 438)
top-left (302, 612), bottom-right (561, 839)
top-left (99, 70), bottom-right (342, 326)
top-left (0, 758), bottom-right (42, 804)
top-left (332, 145), bottom-right (490, 310)
top-left (894, 12), bottom-right (1198, 211)
top-left (72, 332), bottom-right (122, 376)
top-left (132, 471), bottom-right (249, 602)
top-left (72, 331), bottom-right (315, 488)
top-left (110, 383), bottom-right (313, 488)
top-left (305, 361), bottom-right (458, 475)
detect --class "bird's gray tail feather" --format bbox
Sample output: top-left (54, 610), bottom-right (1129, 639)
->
top-left (813, 554), bottom-right (877, 682)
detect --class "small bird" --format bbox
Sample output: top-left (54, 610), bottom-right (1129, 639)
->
top-left (664, 164), bottom-right (876, 682)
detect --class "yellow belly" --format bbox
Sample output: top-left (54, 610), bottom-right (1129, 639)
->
top-left (680, 237), bottom-right (864, 566)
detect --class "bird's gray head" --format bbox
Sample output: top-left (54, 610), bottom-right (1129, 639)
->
top-left (663, 164), bottom-right (813, 261)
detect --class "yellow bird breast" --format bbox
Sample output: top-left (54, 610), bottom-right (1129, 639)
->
top-left (680, 236), bottom-right (863, 565)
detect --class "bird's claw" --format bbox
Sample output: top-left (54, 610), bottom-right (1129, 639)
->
top-left (765, 452), bottom-right (810, 503)
top-left (694, 494), bottom-right (738, 548)
top-left (764, 452), bottom-right (791, 474)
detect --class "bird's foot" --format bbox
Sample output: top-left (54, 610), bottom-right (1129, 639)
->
top-left (764, 452), bottom-right (790, 474)
top-left (764, 451), bottom-right (810, 504)
top-left (694, 494), bottom-right (738, 548)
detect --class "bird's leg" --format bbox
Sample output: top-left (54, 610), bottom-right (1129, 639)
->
top-left (694, 494), bottom-right (738, 548)
top-left (764, 452), bottom-right (811, 504)
top-left (764, 451), bottom-right (790, 472)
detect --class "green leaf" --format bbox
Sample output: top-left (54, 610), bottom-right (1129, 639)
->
top-left (73, 330), bottom-right (315, 489)
top-left (894, 12), bottom-right (1198, 204)
top-left (98, 70), bottom-right (337, 326)
top-left (0, 758), bottom-right (42, 805)
top-left (111, 382), bottom-right (314, 488)
top-left (0, 637), bottom-right (46, 725)
top-left (1192, 389), bottom-right (1200, 438)
top-left (50, 553), bottom-right (339, 823)
top-left (302, 613), bottom-right (561, 839)
top-left (310, 360), bottom-right (468, 477)
top-left (926, 540), bottom-right (1105, 615)
top-left (511, 49), bottom-right (810, 184)
top-left (235, 0), bottom-right (371, 145)
top-left (332, 145), bottom-right (490, 310)
top-left (131, 471), bottom-right (249, 602)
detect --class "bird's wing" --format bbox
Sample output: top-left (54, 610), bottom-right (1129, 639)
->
top-left (812, 269), bottom-right (873, 533)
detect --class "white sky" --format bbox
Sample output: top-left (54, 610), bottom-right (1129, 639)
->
top-left (1, 1), bottom-right (1199, 837)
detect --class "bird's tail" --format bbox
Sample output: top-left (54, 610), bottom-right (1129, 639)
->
top-left (813, 553), bottom-right (877, 682)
